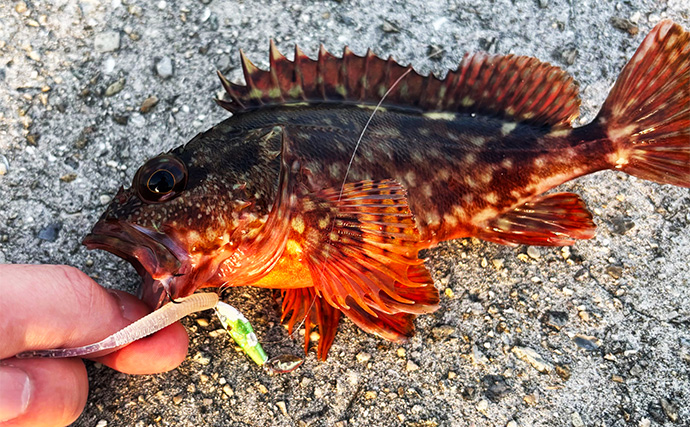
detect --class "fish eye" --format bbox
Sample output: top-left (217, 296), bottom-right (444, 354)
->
top-left (147, 169), bottom-right (175, 194)
top-left (134, 154), bottom-right (188, 203)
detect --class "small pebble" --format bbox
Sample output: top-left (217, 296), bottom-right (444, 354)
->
top-left (573, 334), bottom-right (601, 351)
top-left (276, 401), bottom-right (288, 416)
top-left (95, 420), bottom-right (107, 427)
top-left (482, 375), bottom-right (511, 402)
top-left (221, 384), bottom-right (233, 397)
top-left (405, 360), bottom-right (419, 372)
top-left (610, 217), bottom-right (635, 235)
top-left (397, 348), bottom-right (406, 358)
top-left (15, 1), bottom-right (28, 13)
top-left (571, 412), bottom-right (585, 427)
top-left (192, 352), bottom-right (211, 365)
top-left (60, 173), bottom-right (77, 183)
top-left (196, 318), bottom-right (209, 327)
top-left (476, 399), bottom-right (489, 412)
top-left (0, 154), bottom-right (8, 175)
top-left (381, 21), bottom-right (399, 33)
top-left (523, 394), bottom-right (537, 405)
top-left (606, 265), bottom-right (623, 279)
top-left (99, 195), bottom-right (112, 205)
top-left (257, 384), bottom-right (268, 394)
top-left (611, 17), bottom-right (639, 35)
top-left (561, 48), bottom-right (578, 65)
top-left (431, 324), bottom-right (455, 339)
top-left (517, 253), bottom-right (530, 262)
top-left (172, 394), bottom-right (183, 405)
top-left (130, 113), bottom-right (146, 127)
top-left (512, 346), bottom-right (553, 374)
top-left (94, 32), bottom-right (121, 53)
top-left (156, 56), bottom-right (174, 79)
top-left (542, 310), bottom-right (568, 331)
top-left (660, 398), bottom-right (679, 422)
top-left (38, 222), bottom-right (62, 242)
top-left (105, 79), bottom-right (126, 97)
top-left (216, 55), bottom-right (231, 72)
top-left (356, 352), bottom-right (371, 364)
top-left (140, 96), bottom-right (159, 113)
top-left (555, 364), bottom-right (571, 381)
top-left (364, 391), bottom-right (377, 400)
top-left (527, 246), bottom-right (541, 259)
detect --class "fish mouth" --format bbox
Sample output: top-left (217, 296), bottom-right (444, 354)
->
top-left (83, 220), bottom-right (191, 308)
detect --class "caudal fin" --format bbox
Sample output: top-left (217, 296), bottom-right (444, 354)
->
top-left (597, 20), bottom-right (689, 187)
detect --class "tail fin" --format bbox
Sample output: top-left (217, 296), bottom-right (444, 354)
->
top-left (597, 20), bottom-right (689, 187)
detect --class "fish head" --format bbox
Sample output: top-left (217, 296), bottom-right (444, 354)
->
top-left (84, 125), bottom-right (283, 308)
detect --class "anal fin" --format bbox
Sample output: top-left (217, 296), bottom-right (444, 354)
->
top-left (280, 287), bottom-right (341, 361)
top-left (476, 193), bottom-right (596, 246)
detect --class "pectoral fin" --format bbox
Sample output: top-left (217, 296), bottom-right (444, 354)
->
top-left (294, 179), bottom-right (439, 342)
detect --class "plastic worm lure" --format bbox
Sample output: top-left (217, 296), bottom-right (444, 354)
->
top-left (16, 292), bottom-right (269, 367)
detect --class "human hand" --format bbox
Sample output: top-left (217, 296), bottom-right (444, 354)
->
top-left (0, 264), bottom-right (190, 427)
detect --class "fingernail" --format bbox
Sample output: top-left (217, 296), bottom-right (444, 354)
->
top-left (0, 365), bottom-right (32, 422)
top-left (107, 290), bottom-right (140, 322)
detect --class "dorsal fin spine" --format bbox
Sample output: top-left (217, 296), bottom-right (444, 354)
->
top-left (268, 40), bottom-right (286, 102)
top-left (239, 50), bottom-right (264, 105)
top-left (316, 45), bottom-right (328, 99)
top-left (216, 70), bottom-right (246, 110)
top-left (292, 45), bottom-right (307, 100)
top-left (217, 44), bottom-right (581, 127)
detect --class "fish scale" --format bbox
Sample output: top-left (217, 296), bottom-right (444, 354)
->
top-left (82, 20), bottom-right (689, 361)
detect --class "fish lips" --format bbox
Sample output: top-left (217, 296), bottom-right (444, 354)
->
top-left (82, 220), bottom-right (190, 308)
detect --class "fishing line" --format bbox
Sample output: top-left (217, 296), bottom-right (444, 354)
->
top-left (337, 67), bottom-right (413, 203)
top-left (286, 64), bottom-right (417, 350)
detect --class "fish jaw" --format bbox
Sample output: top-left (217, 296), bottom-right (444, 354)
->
top-left (82, 219), bottom-right (189, 308)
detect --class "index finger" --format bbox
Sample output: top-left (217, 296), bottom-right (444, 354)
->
top-left (0, 264), bottom-right (188, 374)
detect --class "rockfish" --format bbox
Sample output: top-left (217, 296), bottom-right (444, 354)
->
top-left (84, 21), bottom-right (689, 360)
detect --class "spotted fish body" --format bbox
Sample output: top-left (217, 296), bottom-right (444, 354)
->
top-left (85, 21), bottom-right (689, 360)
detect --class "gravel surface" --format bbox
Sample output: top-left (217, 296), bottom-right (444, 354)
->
top-left (1, 1), bottom-right (689, 426)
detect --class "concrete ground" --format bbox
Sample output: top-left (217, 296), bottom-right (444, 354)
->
top-left (1, 0), bottom-right (689, 426)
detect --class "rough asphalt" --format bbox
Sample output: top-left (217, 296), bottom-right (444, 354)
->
top-left (0, 0), bottom-right (689, 426)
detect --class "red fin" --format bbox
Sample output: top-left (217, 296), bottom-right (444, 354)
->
top-left (376, 264), bottom-right (440, 315)
top-left (599, 20), bottom-right (690, 187)
top-left (296, 180), bottom-right (438, 336)
top-left (476, 193), bottom-right (596, 246)
top-left (216, 44), bottom-right (580, 127)
top-left (340, 297), bottom-right (416, 343)
top-left (280, 288), bottom-right (341, 361)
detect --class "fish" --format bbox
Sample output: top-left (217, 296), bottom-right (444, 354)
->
top-left (83, 20), bottom-right (689, 361)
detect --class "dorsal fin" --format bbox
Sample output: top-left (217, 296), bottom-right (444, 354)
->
top-left (216, 42), bottom-right (581, 128)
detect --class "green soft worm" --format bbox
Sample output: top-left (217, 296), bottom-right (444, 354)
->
top-left (215, 301), bottom-right (268, 366)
